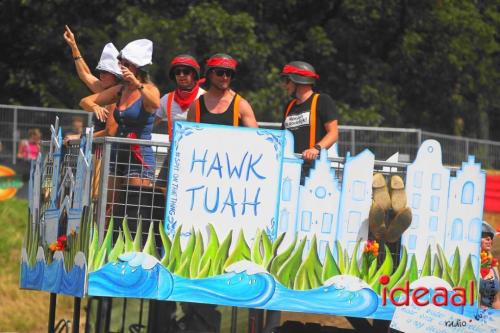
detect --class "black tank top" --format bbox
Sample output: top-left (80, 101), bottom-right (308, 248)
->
top-left (199, 94), bottom-right (237, 126)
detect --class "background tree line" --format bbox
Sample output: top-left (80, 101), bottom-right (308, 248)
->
top-left (0, 0), bottom-right (498, 139)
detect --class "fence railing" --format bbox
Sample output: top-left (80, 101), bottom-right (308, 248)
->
top-left (2, 104), bottom-right (500, 170)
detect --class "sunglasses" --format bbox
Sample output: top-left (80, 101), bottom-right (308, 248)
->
top-left (174, 67), bottom-right (193, 76)
top-left (213, 69), bottom-right (234, 78)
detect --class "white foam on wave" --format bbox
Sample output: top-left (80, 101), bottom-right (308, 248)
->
top-left (53, 250), bottom-right (64, 262)
top-left (36, 246), bottom-right (46, 262)
top-left (323, 275), bottom-right (371, 292)
top-left (118, 252), bottom-right (160, 270)
top-left (21, 247), bottom-right (28, 263)
top-left (225, 260), bottom-right (268, 275)
top-left (74, 252), bottom-right (87, 268)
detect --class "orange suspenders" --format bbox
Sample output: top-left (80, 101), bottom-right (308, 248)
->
top-left (284, 93), bottom-right (319, 149)
top-left (233, 94), bottom-right (241, 127)
top-left (166, 92), bottom-right (174, 139)
top-left (195, 94), bottom-right (240, 126)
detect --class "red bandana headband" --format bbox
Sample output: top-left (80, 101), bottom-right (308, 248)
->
top-left (171, 57), bottom-right (200, 69)
top-left (282, 64), bottom-right (320, 79)
top-left (207, 57), bottom-right (238, 69)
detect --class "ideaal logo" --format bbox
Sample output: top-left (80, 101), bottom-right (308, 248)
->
top-left (379, 275), bottom-right (475, 307)
top-left (0, 166), bottom-right (23, 200)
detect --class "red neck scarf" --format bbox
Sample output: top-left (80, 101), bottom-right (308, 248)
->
top-left (174, 83), bottom-right (200, 110)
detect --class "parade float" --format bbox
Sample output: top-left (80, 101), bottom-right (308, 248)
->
top-left (19, 118), bottom-right (499, 332)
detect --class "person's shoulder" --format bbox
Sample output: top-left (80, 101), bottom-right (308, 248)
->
top-left (317, 92), bottom-right (334, 102)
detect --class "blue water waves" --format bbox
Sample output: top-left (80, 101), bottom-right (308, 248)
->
top-left (20, 260), bottom-right (44, 290)
top-left (42, 258), bottom-right (64, 292)
top-left (88, 253), bottom-right (173, 299)
top-left (171, 272), bottom-right (276, 307)
top-left (265, 283), bottom-right (379, 317)
top-left (60, 264), bottom-right (86, 297)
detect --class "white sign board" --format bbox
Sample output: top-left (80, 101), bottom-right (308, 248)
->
top-left (165, 122), bottom-right (287, 241)
top-left (390, 303), bottom-right (497, 333)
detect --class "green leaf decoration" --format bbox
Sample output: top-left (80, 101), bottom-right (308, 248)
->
top-left (251, 229), bottom-right (263, 265)
top-left (437, 244), bottom-right (453, 279)
top-left (451, 247), bottom-right (461, 286)
top-left (199, 224), bottom-right (219, 275)
top-left (197, 258), bottom-right (212, 278)
top-left (294, 237), bottom-right (323, 290)
top-left (211, 231), bottom-right (233, 276)
top-left (344, 251), bottom-right (350, 274)
top-left (133, 217), bottom-right (143, 252)
top-left (367, 257), bottom-right (378, 282)
top-left (457, 254), bottom-right (476, 301)
top-left (108, 229), bottom-right (124, 263)
top-left (432, 254), bottom-right (442, 278)
top-left (392, 254), bottom-right (419, 298)
top-left (369, 245), bottom-right (394, 293)
top-left (176, 228), bottom-right (196, 276)
top-left (276, 237), bottom-right (307, 289)
top-left (266, 232), bottom-right (286, 270)
top-left (261, 231), bottom-right (273, 266)
top-left (322, 246), bottom-right (341, 282)
top-left (441, 264), bottom-right (455, 286)
top-left (158, 222), bottom-right (172, 264)
top-left (224, 230), bottom-right (251, 270)
top-left (122, 216), bottom-right (134, 253)
top-left (93, 217), bottom-right (114, 271)
top-left (143, 222), bottom-right (159, 259)
top-left (347, 239), bottom-right (362, 277)
top-left (387, 246), bottom-right (408, 291)
top-left (190, 230), bottom-right (204, 278)
top-left (167, 226), bottom-right (182, 272)
top-left (269, 235), bottom-right (297, 276)
top-left (88, 222), bottom-right (99, 272)
top-left (335, 241), bottom-right (345, 273)
top-left (420, 245), bottom-right (432, 278)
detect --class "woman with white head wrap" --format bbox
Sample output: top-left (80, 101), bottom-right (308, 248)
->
top-left (80, 38), bottom-right (160, 187)
top-left (64, 25), bottom-right (122, 138)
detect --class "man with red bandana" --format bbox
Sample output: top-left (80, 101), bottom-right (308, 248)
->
top-left (280, 61), bottom-right (338, 180)
top-left (187, 53), bottom-right (258, 127)
top-left (155, 54), bottom-right (206, 139)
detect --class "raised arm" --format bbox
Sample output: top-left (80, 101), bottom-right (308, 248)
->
top-left (80, 85), bottom-right (122, 122)
top-left (120, 64), bottom-right (160, 112)
top-left (64, 25), bottom-right (104, 93)
top-left (239, 98), bottom-right (258, 128)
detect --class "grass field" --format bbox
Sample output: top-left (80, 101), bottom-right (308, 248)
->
top-left (0, 198), bottom-right (84, 332)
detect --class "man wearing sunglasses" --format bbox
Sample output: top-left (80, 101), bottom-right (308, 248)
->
top-left (155, 54), bottom-right (206, 139)
top-left (187, 53), bottom-right (258, 127)
top-left (280, 61), bottom-right (338, 181)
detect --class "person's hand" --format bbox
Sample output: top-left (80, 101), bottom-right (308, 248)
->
top-left (63, 25), bottom-right (76, 47)
top-left (92, 105), bottom-right (109, 122)
top-left (302, 147), bottom-right (320, 161)
top-left (63, 134), bottom-right (81, 146)
top-left (120, 65), bottom-right (141, 88)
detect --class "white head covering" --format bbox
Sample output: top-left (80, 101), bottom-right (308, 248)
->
top-left (119, 39), bottom-right (153, 67)
top-left (96, 43), bottom-right (121, 77)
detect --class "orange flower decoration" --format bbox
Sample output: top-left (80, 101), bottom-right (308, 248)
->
top-left (364, 240), bottom-right (379, 258)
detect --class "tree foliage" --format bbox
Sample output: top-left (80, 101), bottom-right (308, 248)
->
top-left (0, 0), bottom-right (498, 139)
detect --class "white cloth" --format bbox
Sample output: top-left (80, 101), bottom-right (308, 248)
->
top-left (155, 88), bottom-right (206, 125)
top-left (119, 39), bottom-right (153, 67)
top-left (96, 43), bottom-right (121, 77)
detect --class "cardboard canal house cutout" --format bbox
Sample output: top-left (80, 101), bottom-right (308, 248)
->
top-left (20, 118), bottom-right (93, 297)
top-left (21, 120), bottom-right (488, 321)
